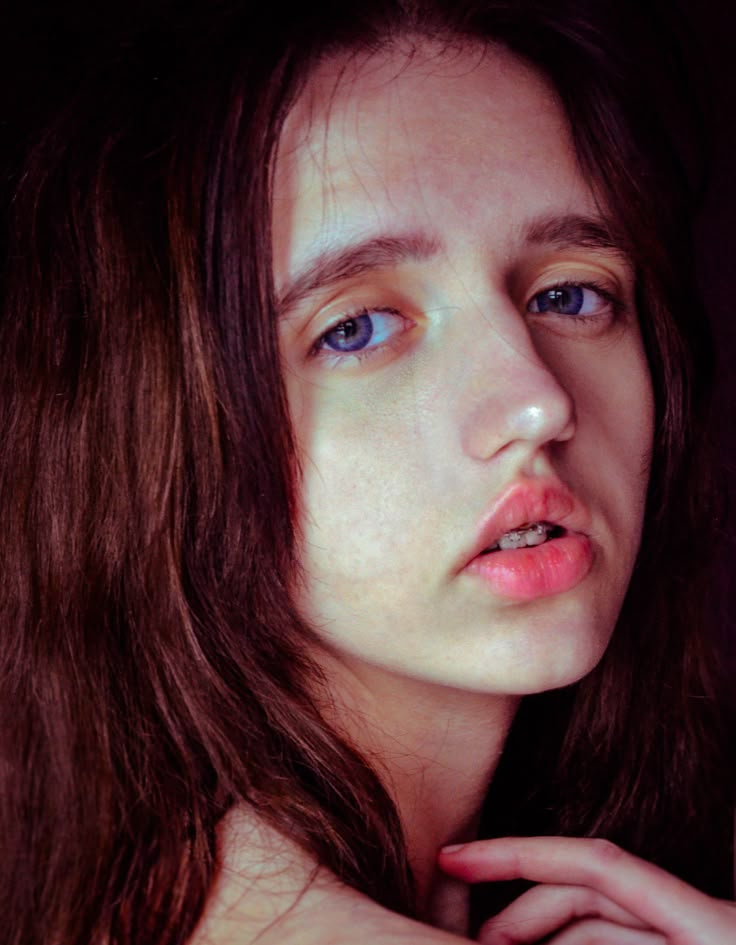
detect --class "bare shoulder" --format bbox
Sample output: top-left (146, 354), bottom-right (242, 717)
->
top-left (190, 805), bottom-right (467, 945)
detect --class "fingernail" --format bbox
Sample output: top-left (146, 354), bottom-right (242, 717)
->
top-left (440, 843), bottom-right (467, 855)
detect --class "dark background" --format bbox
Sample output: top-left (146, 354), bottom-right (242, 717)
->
top-left (687, 0), bottom-right (736, 667)
top-left (1, 0), bottom-right (734, 661)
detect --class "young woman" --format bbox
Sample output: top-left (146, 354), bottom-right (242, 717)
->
top-left (2, 1), bottom-right (734, 943)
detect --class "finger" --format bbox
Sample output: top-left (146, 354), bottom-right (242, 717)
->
top-left (476, 882), bottom-right (650, 945)
top-left (438, 837), bottom-right (711, 939)
top-left (517, 918), bottom-right (666, 945)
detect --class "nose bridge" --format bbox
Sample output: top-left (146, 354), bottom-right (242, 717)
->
top-left (457, 295), bottom-right (576, 460)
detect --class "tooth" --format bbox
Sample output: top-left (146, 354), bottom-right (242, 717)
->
top-left (498, 531), bottom-right (526, 550)
top-left (524, 523), bottom-right (548, 546)
top-left (497, 522), bottom-right (549, 550)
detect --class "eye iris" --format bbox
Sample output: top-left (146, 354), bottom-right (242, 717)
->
top-left (324, 314), bottom-right (374, 351)
top-left (536, 285), bottom-right (585, 315)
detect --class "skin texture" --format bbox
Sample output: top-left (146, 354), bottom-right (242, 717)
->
top-left (270, 39), bottom-right (655, 930)
top-left (274, 42), bottom-right (653, 698)
top-left (191, 41), bottom-right (734, 945)
top-left (438, 837), bottom-right (736, 943)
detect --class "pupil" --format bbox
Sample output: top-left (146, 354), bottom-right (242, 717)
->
top-left (540, 286), bottom-right (583, 314)
top-left (342, 320), bottom-right (358, 339)
top-left (326, 314), bottom-right (374, 351)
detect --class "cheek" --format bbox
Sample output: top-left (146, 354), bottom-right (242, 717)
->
top-left (294, 463), bottom-right (429, 641)
top-left (573, 338), bottom-right (654, 547)
top-left (602, 342), bottom-right (654, 492)
top-left (293, 391), bottom-right (421, 589)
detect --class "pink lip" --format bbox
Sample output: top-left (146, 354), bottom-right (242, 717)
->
top-left (460, 479), bottom-right (593, 601)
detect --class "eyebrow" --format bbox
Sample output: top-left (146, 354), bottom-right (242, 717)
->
top-left (276, 213), bottom-right (627, 315)
top-left (276, 233), bottom-right (441, 314)
top-left (523, 213), bottom-right (625, 253)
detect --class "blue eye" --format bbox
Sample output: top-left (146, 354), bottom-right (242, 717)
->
top-left (317, 308), bottom-right (405, 355)
top-left (528, 283), bottom-right (613, 317)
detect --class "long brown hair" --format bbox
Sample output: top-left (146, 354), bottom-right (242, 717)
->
top-left (2, 2), bottom-right (732, 943)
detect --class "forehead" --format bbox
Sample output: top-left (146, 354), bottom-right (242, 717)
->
top-left (272, 41), bottom-right (598, 295)
top-left (279, 39), bottom-right (563, 154)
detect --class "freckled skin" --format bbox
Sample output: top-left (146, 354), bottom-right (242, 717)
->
top-left (274, 42), bottom-right (654, 698)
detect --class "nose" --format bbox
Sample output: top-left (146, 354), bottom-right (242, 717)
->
top-left (459, 309), bottom-right (576, 462)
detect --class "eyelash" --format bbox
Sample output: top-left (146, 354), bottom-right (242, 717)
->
top-left (309, 280), bottom-right (624, 364)
top-left (309, 305), bottom-right (411, 364)
top-left (528, 279), bottom-right (624, 322)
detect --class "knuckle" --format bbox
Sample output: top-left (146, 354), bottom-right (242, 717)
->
top-left (588, 838), bottom-right (625, 868)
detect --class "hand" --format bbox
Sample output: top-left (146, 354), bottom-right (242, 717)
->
top-left (438, 836), bottom-right (736, 944)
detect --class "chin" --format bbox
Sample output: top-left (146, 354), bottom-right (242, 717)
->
top-left (515, 630), bottom-right (614, 695)
top-left (454, 608), bottom-right (617, 696)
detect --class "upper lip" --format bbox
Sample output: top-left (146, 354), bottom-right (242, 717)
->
top-left (459, 478), bottom-right (592, 570)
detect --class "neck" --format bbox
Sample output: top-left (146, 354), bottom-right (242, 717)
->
top-left (318, 658), bottom-right (519, 934)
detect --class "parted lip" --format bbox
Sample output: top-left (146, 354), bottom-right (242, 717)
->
top-left (459, 478), bottom-right (592, 571)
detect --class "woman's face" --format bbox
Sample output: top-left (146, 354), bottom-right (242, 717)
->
top-left (273, 42), bottom-right (654, 696)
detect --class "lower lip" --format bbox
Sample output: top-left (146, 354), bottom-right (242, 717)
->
top-left (464, 534), bottom-right (593, 601)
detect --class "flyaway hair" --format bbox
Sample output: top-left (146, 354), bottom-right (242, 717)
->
top-left (1, 2), bottom-right (733, 943)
